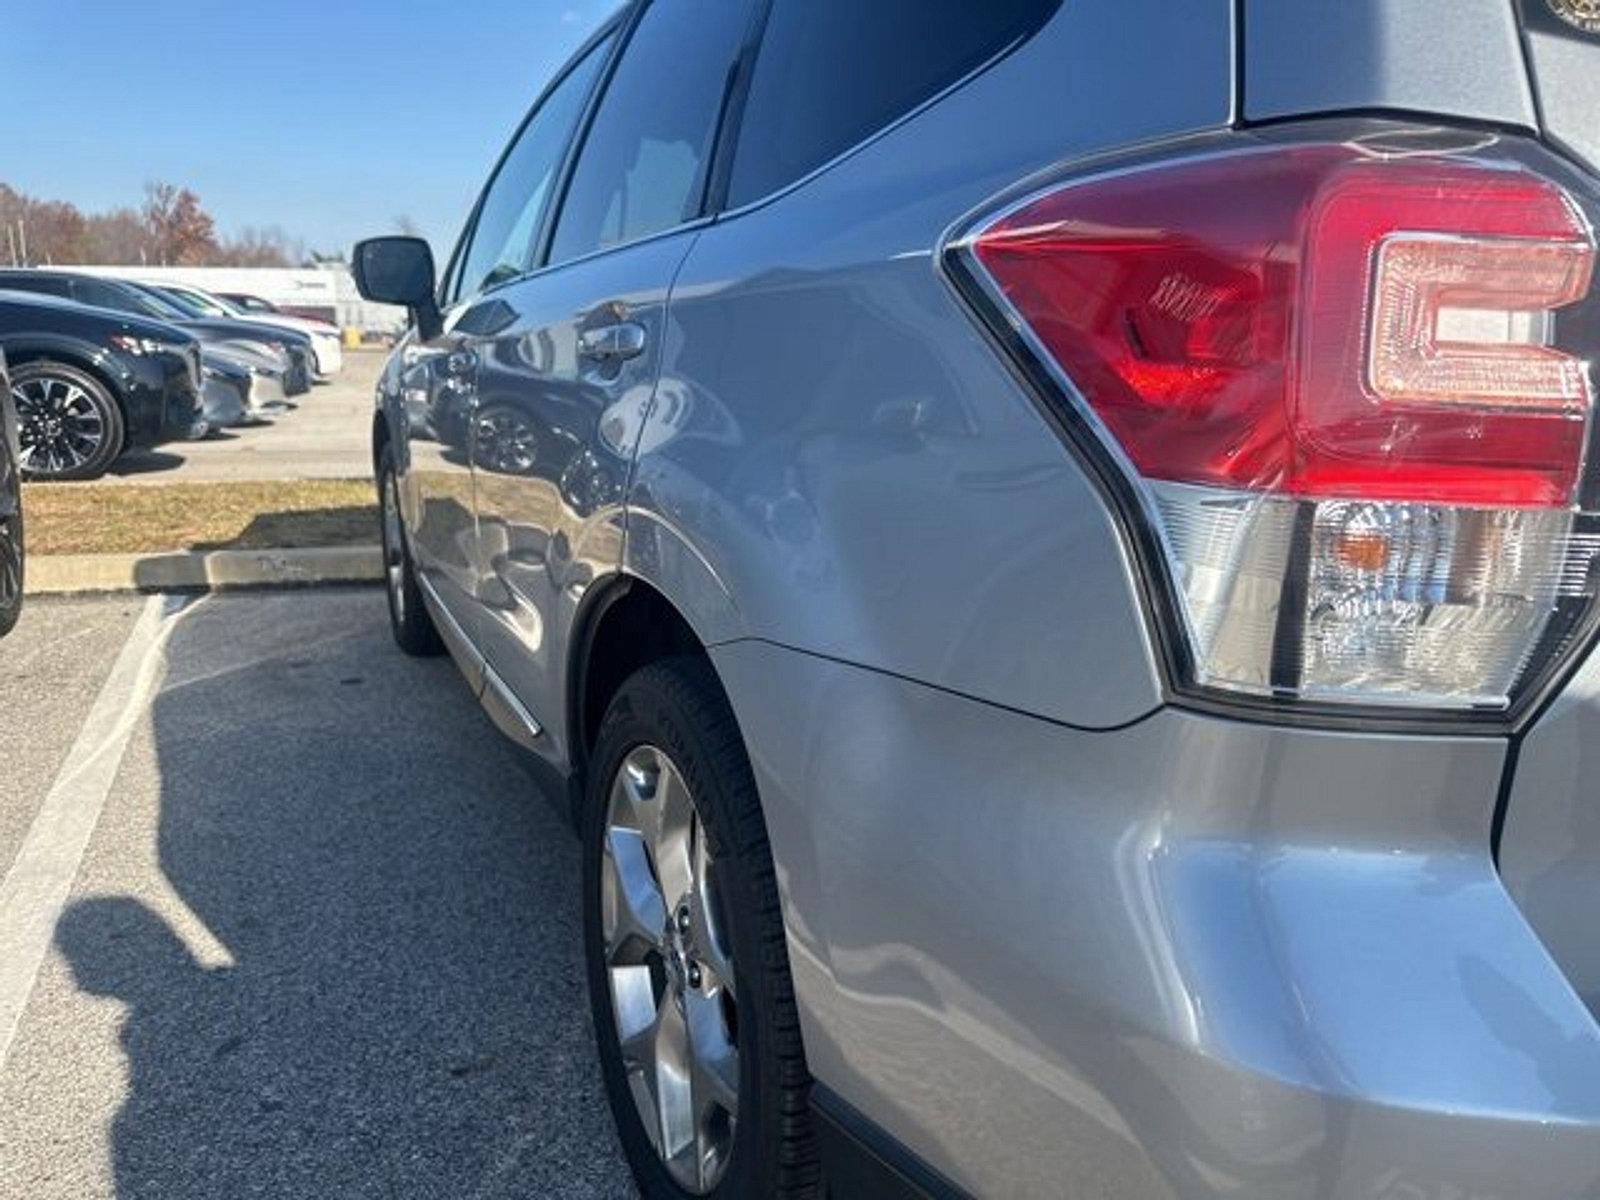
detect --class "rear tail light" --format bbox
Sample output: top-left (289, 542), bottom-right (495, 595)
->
top-left (957, 137), bottom-right (1600, 714)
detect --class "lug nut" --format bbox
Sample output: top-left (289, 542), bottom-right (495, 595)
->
top-left (676, 906), bottom-right (692, 935)
top-left (687, 963), bottom-right (702, 989)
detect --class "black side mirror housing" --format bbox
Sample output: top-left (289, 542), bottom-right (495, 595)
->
top-left (352, 236), bottom-right (442, 340)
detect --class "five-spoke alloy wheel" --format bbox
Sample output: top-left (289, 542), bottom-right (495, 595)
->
top-left (584, 659), bottom-right (820, 1200)
top-left (602, 744), bottom-right (741, 1192)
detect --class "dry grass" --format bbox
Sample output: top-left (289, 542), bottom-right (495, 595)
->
top-left (20, 479), bottom-right (378, 556)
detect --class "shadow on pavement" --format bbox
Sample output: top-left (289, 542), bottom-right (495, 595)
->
top-left (107, 451), bottom-right (187, 478)
top-left (188, 505), bottom-right (378, 553)
top-left (54, 591), bottom-right (632, 1199)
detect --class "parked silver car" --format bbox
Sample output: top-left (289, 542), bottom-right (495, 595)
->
top-left (355, 2), bottom-right (1600, 1197)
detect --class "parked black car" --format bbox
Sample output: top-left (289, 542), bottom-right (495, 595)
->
top-left (0, 270), bottom-right (314, 395)
top-left (0, 291), bottom-right (205, 480)
top-left (0, 347), bottom-right (22, 636)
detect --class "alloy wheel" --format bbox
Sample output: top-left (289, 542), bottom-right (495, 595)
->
top-left (12, 375), bottom-right (106, 477)
top-left (602, 745), bottom-right (740, 1194)
top-left (380, 470), bottom-right (407, 626)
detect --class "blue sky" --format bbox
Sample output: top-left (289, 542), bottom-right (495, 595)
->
top-left (0, 0), bottom-right (622, 260)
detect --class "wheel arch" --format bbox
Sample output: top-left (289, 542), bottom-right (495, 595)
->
top-left (568, 573), bottom-right (723, 816)
top-left (3, 341), bottom-right (130, 420)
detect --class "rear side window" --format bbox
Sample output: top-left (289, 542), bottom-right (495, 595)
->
top-left (454, 33), bottom-right (613, 302)
top-left (0, 276), bottom-right (69, 298)
top-left (547, 0), bottom-right (757, 265)
top-left (726, 0), bottom-right (1060, 208)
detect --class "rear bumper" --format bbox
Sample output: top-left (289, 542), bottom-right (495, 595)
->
top-left (200, 375), bottom-right (247, 428)
top-left (248, 369), bottom-right (288, 409)
top-left (283, 347), bottom-right (312, 395)
top-left (121, 353), bottom-right (205, 449)
top-left (1500, 640), bottom-right (1600, 1031)
top-left (711, 639), bottom-right (1600, 1199)
top-left (309, 333), bottom-right (342, 377)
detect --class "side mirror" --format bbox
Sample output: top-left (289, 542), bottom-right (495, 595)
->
top-left (352, 236), bottom-right (442, 340)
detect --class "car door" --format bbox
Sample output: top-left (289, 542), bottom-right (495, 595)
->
top-left (464, 0), bottom-right (762, 757)
top-left (399, 30), bottom-right (617, 638)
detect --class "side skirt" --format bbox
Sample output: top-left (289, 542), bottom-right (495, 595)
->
top-left (812, 1086), bottom-right (973, 1200)
top-left (416, 572), bottom-right (578, 828)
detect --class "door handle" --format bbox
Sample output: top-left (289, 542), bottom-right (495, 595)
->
top-left (578, 321), bottom-right (647, 364)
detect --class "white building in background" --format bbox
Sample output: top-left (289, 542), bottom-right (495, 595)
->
top-left (73, 263), bottom-right (407, 334)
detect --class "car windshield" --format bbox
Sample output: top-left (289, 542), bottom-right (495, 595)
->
top-left (146, 286), bottom-right (212, 318)
top-left (190, 290), bottom-right (245, 317)
top-left (126, 284), bottom-right (195, 320)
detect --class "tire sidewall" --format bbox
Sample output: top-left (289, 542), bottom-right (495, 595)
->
top-left (11, 362), bottom-right (124, 481)
top-left (582, 663), bottom-right (779, 1200)
top-left (376, 445), bottom-right (443, 656)
top-left (0, 438), bottom-right (21, 637)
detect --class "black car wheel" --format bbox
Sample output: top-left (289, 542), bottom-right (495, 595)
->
top-left (584, 658), bottom-right (821, 1200)
top-left (10, 362), bottom-right (125, 481)
top-left (377, 443), bottom-right (444, 657)
top-left (0, 427), bottom-right (22, 637)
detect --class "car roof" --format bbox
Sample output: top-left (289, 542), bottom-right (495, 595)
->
top-left (0, 288), bottom-right (81, 308)
top-left (0, 268), bottom-right (104, 281)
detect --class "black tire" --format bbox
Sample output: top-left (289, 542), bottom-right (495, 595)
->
top-left (583, 658), bottom-right (820, 1200)
top-left (10, 361), bottom-right (125, 481)
top-left (0, 432), bottom-right (22, 638)
top-left (376, 443), bottom-right (444, 657)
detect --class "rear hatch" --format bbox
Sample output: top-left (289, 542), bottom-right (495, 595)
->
top-left (1498, 3), bottom-right (1600, 1018)
top-left (1519, 0), bottom-right (1600, 178)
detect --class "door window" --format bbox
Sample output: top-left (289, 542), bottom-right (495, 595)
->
top-left (453, 33), bottom-right (613, 303)
top-left (72, 278), bottom-right (145, 314)
top-left (547, 0), bottom-right (757, 265)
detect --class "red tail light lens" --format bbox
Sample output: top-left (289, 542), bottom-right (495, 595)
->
top-left (961, 139), bottom-right (1600, 713)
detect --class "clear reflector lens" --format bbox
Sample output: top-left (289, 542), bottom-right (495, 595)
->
top-left (1153, 484), bottom-right (1594, 707)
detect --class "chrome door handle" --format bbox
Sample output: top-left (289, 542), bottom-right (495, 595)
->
top-left (578, 321), bottom-right (647, 364)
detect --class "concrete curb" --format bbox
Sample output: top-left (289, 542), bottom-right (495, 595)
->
top-left (24, 546), bottom-right (384, 596)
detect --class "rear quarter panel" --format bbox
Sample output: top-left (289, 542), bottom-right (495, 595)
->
top-left (628, 0), bottom-right (1237, 731)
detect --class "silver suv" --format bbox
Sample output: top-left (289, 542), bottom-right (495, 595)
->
top-left (353, 2), bottom-right (1600, 1196)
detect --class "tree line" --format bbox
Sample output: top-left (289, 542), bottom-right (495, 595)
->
top-left (0, 181), bottom-right (324, 269)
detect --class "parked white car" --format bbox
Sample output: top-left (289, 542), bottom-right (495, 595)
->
top-left (148, 283), bottom-right (343, 379)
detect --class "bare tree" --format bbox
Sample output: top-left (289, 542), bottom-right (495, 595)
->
top-left (0, 180), bottom-right (313, 267)
top-left (143, 181), bottom-right (219, 266)
top-left (215, 225), bottom-right (305, 268)
top-left (81, 208), bottom-right (152, 264)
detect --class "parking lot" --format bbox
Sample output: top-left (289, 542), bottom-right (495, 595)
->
top-left (109, 350), bottom-right (383, 485)
top-left (0, 591), bottom-right (636, 1199)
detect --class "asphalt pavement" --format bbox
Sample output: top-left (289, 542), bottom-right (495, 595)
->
top-left (109, 351), bottom-right (385, 484)
top-left (0, 590), bottom-right (636, 1199)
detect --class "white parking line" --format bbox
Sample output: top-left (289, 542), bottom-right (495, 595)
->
top-left (0, 595), bottom-right (183, 1069)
